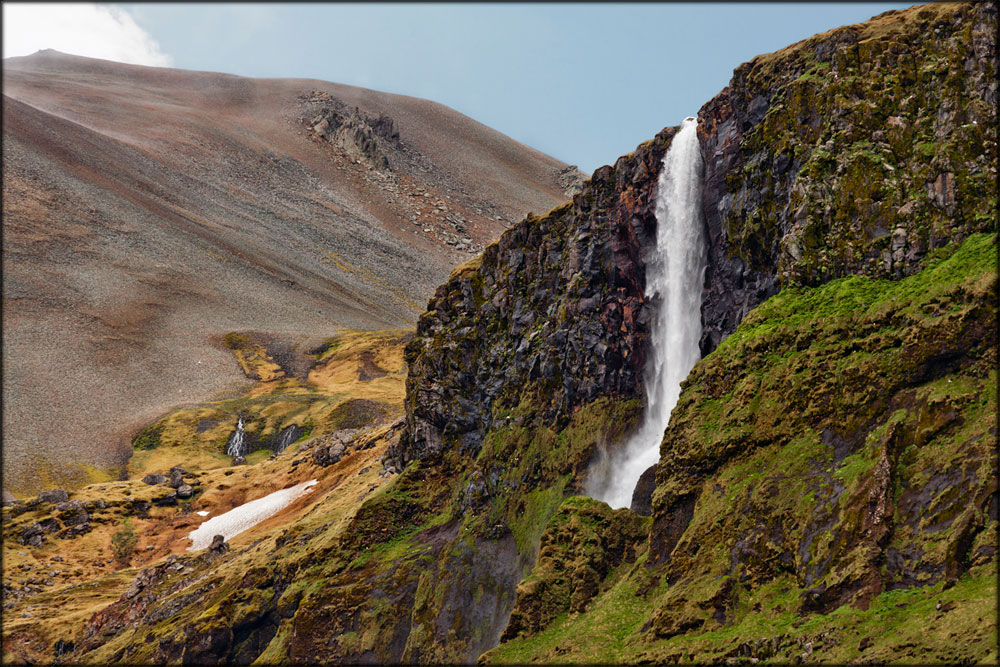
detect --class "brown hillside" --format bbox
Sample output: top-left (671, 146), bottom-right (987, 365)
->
top-left (1, 50), bottom-right (578, 495)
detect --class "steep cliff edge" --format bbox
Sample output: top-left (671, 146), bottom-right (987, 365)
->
top-left (698, 1), bottom-right (996, 352)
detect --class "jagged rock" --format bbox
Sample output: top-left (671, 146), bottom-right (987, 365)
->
top-left (37, 489), bottom-right (69, 504)
top-left (56, 501), bottom-right (89, 526)
top-left (18, 523), bottom-right (46, 547)
top-left (309, 102), bottom-right (398, 171)
top-left (209, 535), bottom-right (230, 554)
top-left (142, 473), bottom-right (168, 486)
top-left (557, 165), bottom-right (587, 196)
top-left (152, 490), bottom-right (178, 506)
top-left (168, 468), bottom-right (186, 489)
top-left (176, 484), bottom-right (194, 499)
top-left (697, 1), bottom-right (995, 353)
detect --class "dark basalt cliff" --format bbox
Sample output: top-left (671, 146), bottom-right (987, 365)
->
top-left (387, 128), bottom-right (676, 472)
top-left (392, 1), bottom-right (997, 663)
top-left (697, 1), bottom-right (996, 352)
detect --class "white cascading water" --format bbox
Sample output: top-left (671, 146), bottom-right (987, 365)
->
top-left (587, 117), bottom-right (707, 509)
top-left (226, 416), bottom-right (247, 458)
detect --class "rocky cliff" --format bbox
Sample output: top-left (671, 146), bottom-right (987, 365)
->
top-left (698, 1), bottom-right (996, 352)
top-left (396, 1), bottom-right (998, 662)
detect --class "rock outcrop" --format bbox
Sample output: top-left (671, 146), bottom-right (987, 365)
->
top-left (697, 1), bottom-right (997, 353)
top-left (307, 92), bottom-right (401, 171)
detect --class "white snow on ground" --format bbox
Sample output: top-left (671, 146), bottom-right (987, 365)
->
top-left (187, 479), bottom-right (318, 551)
top-left (196, 510), bottom-right (209, 516)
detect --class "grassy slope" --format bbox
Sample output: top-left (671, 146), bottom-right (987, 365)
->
top-left (126, 329), bottom-right (411, 480)
top-left (486, 233), bottom-right (997, 664)
top-left (1, 330), bottom-right (411, 665)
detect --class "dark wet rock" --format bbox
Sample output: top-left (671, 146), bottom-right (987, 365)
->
top-left (271, 424), bottom-right (303, 453)
top-left (152, 490), bottom-right (178, 506)
top-left (630, 464), bottom-right (656, 517)
top-left (168, 468), bottom-right (185, 489)
top-left (391, 127), bottom-right (674, 471)
top-left (142, 473), bottom-right (168, 486)
top-left (128, 499), bottom-right (151, 517)
top-left (209, 535), bottom-right (230, 554)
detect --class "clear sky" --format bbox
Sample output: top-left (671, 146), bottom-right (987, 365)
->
top-left (5, 2), bottom-right (913, 173)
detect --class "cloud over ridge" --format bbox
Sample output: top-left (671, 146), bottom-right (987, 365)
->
top-left (3, 3), bottom-right (171, 67)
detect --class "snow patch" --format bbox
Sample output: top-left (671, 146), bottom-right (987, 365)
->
top-left (196, 510), bottom-right (209, 517)
top-left (187, 479), bottom-right (318, 551)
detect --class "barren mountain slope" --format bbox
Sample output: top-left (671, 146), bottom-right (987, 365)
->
top-left (2, 50), bottom-right (579, 494)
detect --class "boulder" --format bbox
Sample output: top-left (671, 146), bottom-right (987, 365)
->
top-left (37, 489), bottom-right (69, 504)
top-left (168, 468), bottom-right (185, 489)
top-left (18, 523), bottom-right (46, 547)
top-left (57, 501), bottom-right (90, 526)
top-left (209, 535), bottom-right (230, 554)
top-left (152, 490), bottom-right (178, 506)
top-left (142, 473), bottom-right (168, 486)
top-left (176, 484), bottom-right (194, 499)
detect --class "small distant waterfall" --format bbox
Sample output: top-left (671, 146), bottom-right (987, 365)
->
top-left (587, 117), bottom-right (707, 509)
top-left (226, 416), bottom-right (247, 458)
top-left (272, 424), bottom-right (301, 454)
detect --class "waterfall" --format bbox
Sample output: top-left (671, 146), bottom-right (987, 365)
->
top-left (226, 416), bottom-right (247, 458)
top-left (272, 424), bottom-right (301, 454)
top-left (587, 117), bottom-right (707, 509)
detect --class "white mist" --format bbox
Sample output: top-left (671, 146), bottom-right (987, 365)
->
top-left (587, 117), bottom-right (707, 509)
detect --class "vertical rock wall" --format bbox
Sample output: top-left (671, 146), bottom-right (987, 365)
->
top-left (698, 1), bottom-right (997, 353)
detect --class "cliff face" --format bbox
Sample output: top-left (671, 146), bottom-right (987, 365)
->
top-left (395, 1), bottom-right (998, 662)
top-left (491, 231), bottom-right (996, 665)
top-left (698, 1), bottom-right (997, 352)
top-left (387, 128), bottom-right (677, 471)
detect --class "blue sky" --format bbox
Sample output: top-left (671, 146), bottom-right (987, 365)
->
top-left (6, 2), bottom-right (913, 173)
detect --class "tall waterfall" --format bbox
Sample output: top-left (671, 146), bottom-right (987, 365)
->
top-left (226, 416), bottom-right (247, 458)
top-left (587, 117), bottom-right (707, 509)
